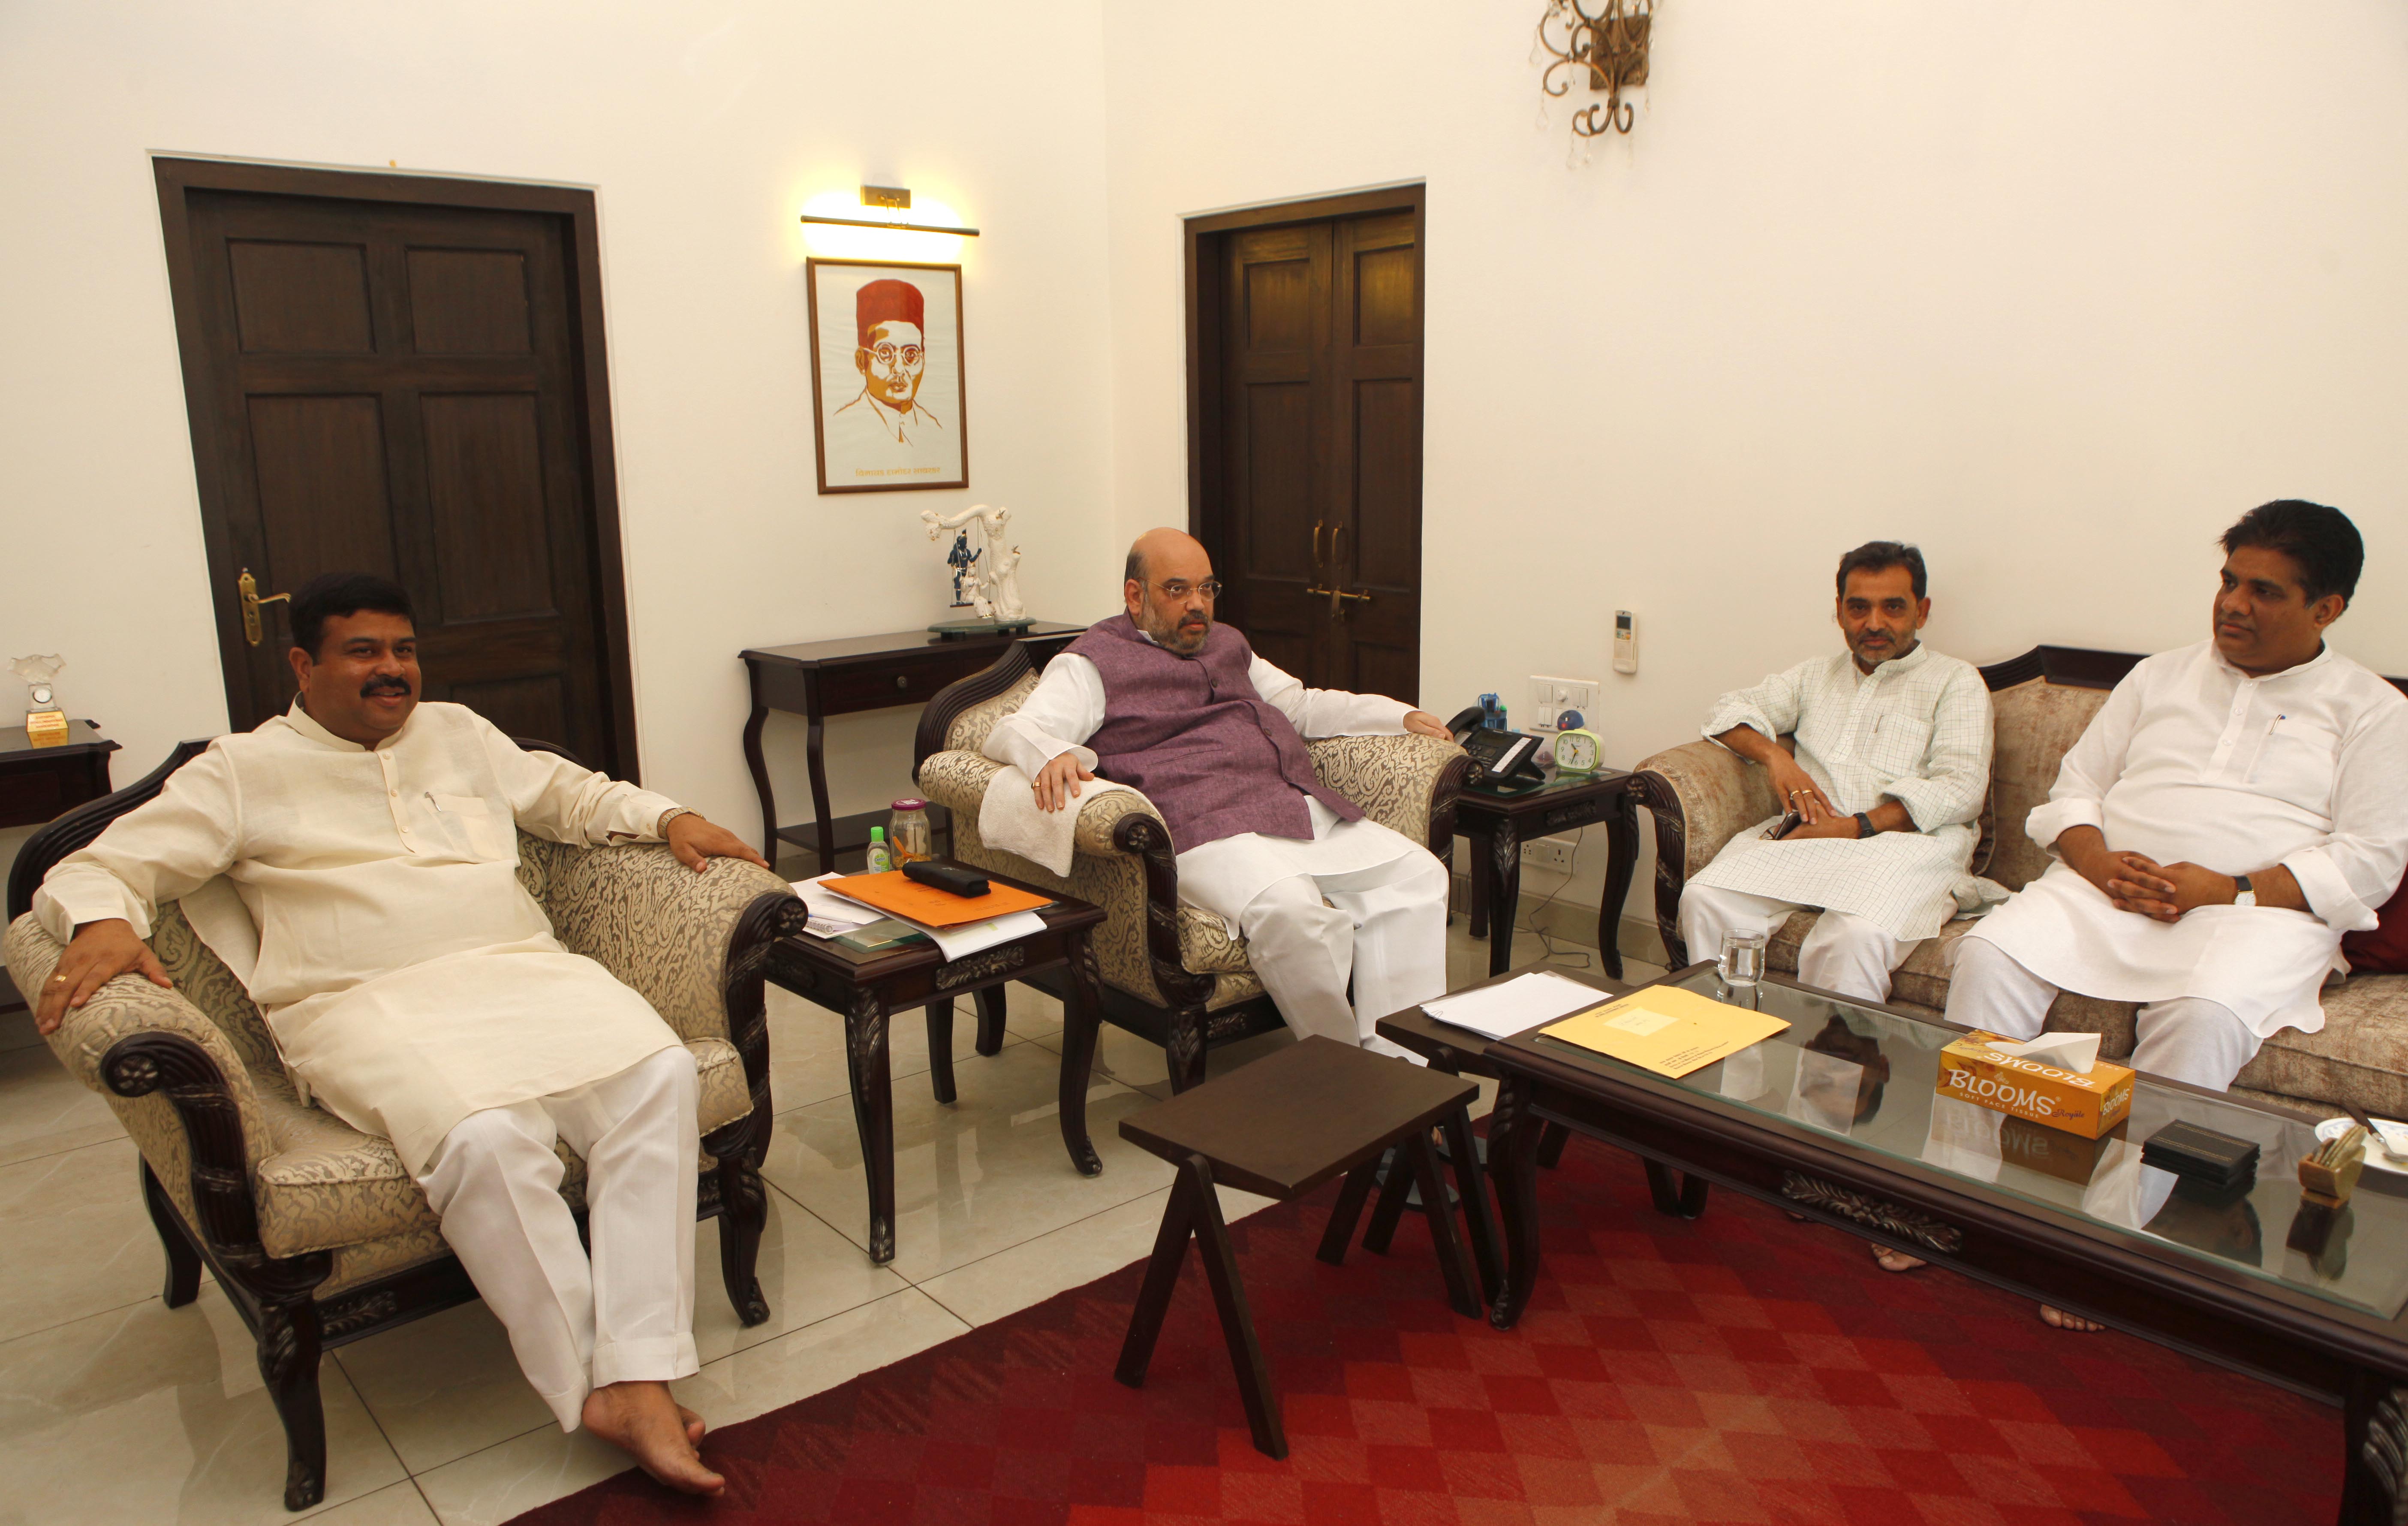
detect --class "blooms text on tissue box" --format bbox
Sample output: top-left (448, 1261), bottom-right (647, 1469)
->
top-left (1935, 1031), bottom-right (2134, 1139)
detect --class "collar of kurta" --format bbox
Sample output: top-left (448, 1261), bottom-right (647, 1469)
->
top-left (2210, 640), bottom-right (2335, 685)
top-left (283, 699), bottom-right (414, 752)
top-left (1843, 640), bottom-right (1932, 680)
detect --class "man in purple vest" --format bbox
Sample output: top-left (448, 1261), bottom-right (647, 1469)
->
top-left (983, 528), bottom-right (1455, 1056)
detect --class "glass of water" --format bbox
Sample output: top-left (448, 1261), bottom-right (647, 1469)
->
top-left (1719, 929), bottom-right (1767, 989)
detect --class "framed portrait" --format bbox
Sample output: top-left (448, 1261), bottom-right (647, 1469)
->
top-left (805, 258), bottom-right (969, 494)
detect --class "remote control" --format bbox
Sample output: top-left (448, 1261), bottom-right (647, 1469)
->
top-left (903, 860), bottom-right (990, 897)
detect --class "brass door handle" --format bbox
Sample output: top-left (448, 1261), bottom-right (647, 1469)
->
top-left (239, 568), bottom-right (290, 647)
top-left (1304, 584), bottom-right (1374, 617)
top-left (1311, 520), bottom-right (1326, 581)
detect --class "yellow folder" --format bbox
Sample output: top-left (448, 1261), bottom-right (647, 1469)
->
top-left (1540, 986), bottom-right (1791, 1079)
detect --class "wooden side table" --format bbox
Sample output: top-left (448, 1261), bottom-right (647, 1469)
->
top-left (1114, 1037), bottom-right (1484, 1459)
top-left (0, 721), bottom-right (118, 829)
top-left (1454, 768), bottom-right (1640, 980)
top-left (764, 868), bottom-right (1107, 1264)
top-left (739, 623), bottom-right (1085, 871)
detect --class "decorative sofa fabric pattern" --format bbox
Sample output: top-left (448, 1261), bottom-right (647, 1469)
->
top-left (911, 645), bottom-right (1472, 1089)
top-left (2, 743), bottom-right (802, 1511)
top-left (1633, 647), bottom-right (2408, 1120)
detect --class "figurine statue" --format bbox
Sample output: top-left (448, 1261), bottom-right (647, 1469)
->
top-left (919, 504), bottom-right (1023, 626)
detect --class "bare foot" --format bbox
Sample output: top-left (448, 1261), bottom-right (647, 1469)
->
top-left (2039, 1304), bottom-right (2105, 1333)
top-left (581, 1381), bottom-right (724, 1495)
top-left (1869, 1245), bottom-right (1926, 1273)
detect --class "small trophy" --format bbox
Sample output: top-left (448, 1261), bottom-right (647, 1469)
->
top-left (11, 654), bottom-right (69, 747)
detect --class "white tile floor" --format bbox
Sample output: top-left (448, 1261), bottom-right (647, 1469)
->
top-left (0, 918), bottom-right (1651, 1525)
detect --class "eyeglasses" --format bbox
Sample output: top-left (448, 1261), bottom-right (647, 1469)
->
top-left (867, 344), bottom-right (924, 369)
top-left (1151, 579), bottom-right (1222, 601)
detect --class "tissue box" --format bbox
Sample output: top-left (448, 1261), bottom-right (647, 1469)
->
top-left (1935, 1032), bottom-right (2135, 1139)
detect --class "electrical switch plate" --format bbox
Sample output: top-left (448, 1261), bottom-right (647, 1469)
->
top-left (1521, 835), bottom-right (1576, 872)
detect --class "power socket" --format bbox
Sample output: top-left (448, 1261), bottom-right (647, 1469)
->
top-left (1520, 835), bottom-right (1576, 873)
top-left (1531, 675), bottom-right (1600, 730)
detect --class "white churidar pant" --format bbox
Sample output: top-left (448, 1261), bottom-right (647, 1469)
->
top-left (1946, 934), bottom-right (2262, 1092)
top-left (1214, 850), bottom-right (1450, 1060)
top-left (1678, 884), bottom-right (1910, 1005)
top-left (410, 1045), bottom-right (701, 1430)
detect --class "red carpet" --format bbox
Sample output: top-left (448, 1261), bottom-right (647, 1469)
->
top-left (513, 1136), bottom-right (2340, 1524)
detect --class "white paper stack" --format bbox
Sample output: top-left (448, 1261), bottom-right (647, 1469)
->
top-left (1421, 971), bottom-right (1611, 1040)
top-left (798, 872), bottom-right (1048, 959)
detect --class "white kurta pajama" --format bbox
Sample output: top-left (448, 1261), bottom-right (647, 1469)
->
top-left (1680, 642), bottom-right (1999, 1002)
top-left (1957, 641), bottom-right (2408, 1087)
top-left (984, 649), bottom-right (1447, 1056)
top-left (35, 701), bottom-right (707, 1427)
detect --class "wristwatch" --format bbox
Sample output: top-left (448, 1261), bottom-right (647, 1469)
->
top-left (2233, 873), bottom-right (2256, 908)
top-left (1854, 811), bottom-right (1875, 839)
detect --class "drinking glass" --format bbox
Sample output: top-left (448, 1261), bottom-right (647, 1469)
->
top-left (1719, 929), bottom-right (1767, 989)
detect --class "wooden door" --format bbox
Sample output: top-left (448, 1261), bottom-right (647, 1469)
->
top-left (157, 160), bottom-right (639, 776)
top-left (1193, 190), bottom-right (1424, 700)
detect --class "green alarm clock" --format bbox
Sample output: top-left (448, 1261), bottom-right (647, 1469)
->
top-left (1551, 721), bottom-right (1604, 774)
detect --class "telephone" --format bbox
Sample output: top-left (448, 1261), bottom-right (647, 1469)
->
top-left (1444, 706), bottom-right (1549, 792)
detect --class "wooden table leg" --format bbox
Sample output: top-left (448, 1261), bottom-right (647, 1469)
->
top-left (1363, 1142), bottom-right (1415, 1255)
top-left (1440, 1105), bottom-right (1504, 1303)
top-left (843, 988), bottom-right (897, 1264)
top-left (805, 691), bottom-right (838, 874)
top-left (1487, 818), bottom-right (1522, 977)
top-left (925, 1001), bottom-right (956, 1104)
top-left (1643, 1159), bottom-right (1711, 1218)
top-left (973, 986), bottom-right (1008, 1055)
top-left (740, 673), bottom-right (778, 864)
top-left (2342, 1371), bottom-right (2408, 1525)
top-left (1057, 934), bottom-right (1104, 1176)
top-left (1117, 1153), bottom-right (1288, 1460)
top-left (1406, 1129), bottom-right (1483, 1319)
top-left (1597, 784), bottom-right (1639, 981)
top-left (1315, 1161), bottom-right (1379, 1266)
top-left (1488, 1077), bottom-right (1545, 1330)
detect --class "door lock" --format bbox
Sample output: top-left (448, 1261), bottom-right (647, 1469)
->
top-left (238, 569), bottom-right (291, 647)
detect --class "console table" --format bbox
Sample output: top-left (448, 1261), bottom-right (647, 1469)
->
top-left (0, 721), bottom-right (118, 830)
top-left (740, 623), bottom-right (1084, 869)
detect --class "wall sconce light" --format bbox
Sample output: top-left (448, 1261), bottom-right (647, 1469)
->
top-left (1536, 0), bottom-right (1652, 139)
top-left (798, 185), bottom-right (980, 237)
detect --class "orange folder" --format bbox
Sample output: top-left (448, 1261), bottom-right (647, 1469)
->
top-left (822, 870), bottom-right (1053, 929)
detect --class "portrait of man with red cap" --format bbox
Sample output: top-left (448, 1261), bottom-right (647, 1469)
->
top-left (838, 278), bottom-right (939, 436)
top-left (810, 262), bottom-right (966, 490)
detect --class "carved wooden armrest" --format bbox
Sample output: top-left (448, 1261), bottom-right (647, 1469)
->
top-left (1631, 737), bottom-right (1781, 967)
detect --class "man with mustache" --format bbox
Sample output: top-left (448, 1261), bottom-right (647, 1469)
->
top-left (28, 573), bottom-right (765, 1495)
top-left (1950, 502), bottom-right (2408, 1096)
top-left (1678, 542), bottom-right (1998, 1004)
top-left (981, 528), bottom-right (1454, 1057)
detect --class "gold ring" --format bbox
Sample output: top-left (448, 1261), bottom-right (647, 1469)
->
top-left (52, 974), bottom-right (67, 983)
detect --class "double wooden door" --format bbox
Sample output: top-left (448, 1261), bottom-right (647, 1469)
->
top-left (1194, 193), bottom-right (1424, 700)
top-left (157, 160), bottom-right (638, 776)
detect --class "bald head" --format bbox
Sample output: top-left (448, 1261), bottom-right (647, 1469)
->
top-left (1123, 528), bottom-right (1217, 653)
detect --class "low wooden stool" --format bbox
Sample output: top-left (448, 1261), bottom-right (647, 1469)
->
top-left (1114, 1036), bottom-right (1484, 1459)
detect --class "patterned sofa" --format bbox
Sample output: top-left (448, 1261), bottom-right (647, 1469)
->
top-left (911, 643), bottom-right (1472, 1091)
top-left (1634, 645), bottom-right (2408, 1121)
top-left (0, 739), bottom-right (803, 1512)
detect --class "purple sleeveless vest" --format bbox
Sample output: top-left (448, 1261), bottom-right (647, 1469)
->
top-left (1066, 614), bottom-right (1364, 853)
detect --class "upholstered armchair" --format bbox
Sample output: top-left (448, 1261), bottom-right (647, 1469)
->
top-left (1, 740), bottom-right (804, 1512)
top-left (911, 644), bottom-right (1473, 1091)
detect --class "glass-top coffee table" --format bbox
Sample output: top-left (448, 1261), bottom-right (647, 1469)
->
top-left (1470, 963), bottom-right (2408, 1523)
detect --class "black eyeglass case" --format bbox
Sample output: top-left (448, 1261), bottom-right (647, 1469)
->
top-left (2140, 1119), bottom-right (2261, 1189)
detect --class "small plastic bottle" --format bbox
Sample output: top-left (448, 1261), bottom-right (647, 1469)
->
top-left (864, 826), bottom-right (893, 873)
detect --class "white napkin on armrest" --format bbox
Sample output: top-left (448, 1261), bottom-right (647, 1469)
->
top-left (1984, 1031), bottom-right (2101, 1074)
top-left (977, 766), bottom-right (1132, 877)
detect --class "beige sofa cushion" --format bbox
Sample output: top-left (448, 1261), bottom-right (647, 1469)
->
top-left (253, 1036), bottom-right (750, 1259)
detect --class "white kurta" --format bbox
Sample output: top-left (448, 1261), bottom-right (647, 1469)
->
top-left (1688, 642), bottom-right (1999, 941)
top-left (981, 648), bottom-right (1420, 923)
top-left (35, 702), bottom-right (688, 1173)
top-left (1974, 640), bottom-right (2408, 1038)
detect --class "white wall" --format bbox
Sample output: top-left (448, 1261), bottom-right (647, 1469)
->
top-left (0, 0), bottom-right (1122, 876)
top-left (1100, 0), bottom-right (2408, 925)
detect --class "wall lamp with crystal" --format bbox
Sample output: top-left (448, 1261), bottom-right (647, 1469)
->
top-left (798, 185), bottom-right (979, 238)
top-left (1536, 0), bottom-right (1653, 139)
